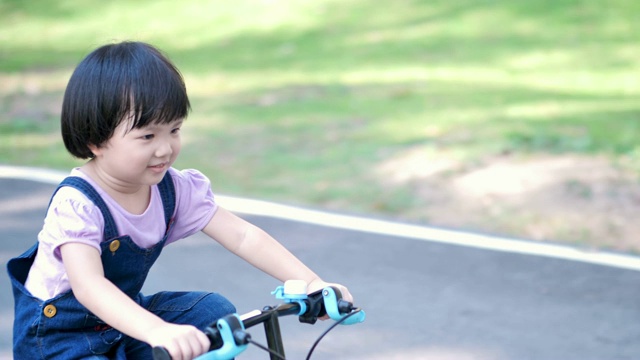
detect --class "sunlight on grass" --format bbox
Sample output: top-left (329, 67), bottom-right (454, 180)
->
top-left (504, 99), bottom-right (639, 119)
top-left (0, 0), bottom-right (333, 59)
top-left (2, 133), bottom-right (60, 150)
top-left (0, 71), bottom-right (70, 95)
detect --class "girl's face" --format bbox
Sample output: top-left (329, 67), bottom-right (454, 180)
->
top-left (89, 117), bottom-right (183, 189)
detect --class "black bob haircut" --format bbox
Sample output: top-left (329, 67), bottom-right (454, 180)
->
top-left (61, 41), bottom-right (191, 159)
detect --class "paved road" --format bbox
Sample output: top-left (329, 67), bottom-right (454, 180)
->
top-left (1, 176), bottom-right (639, 359)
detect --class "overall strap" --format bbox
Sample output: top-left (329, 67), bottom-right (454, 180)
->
top-left (51, 177), bottom-right (120, 241)
top-left (156, 172), bottom-right (176, 234)
top-left (51, 172), bottom-right (176, 239)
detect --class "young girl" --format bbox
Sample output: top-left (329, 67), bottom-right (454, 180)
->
top-left (7, 41), bottom-right (354, 360)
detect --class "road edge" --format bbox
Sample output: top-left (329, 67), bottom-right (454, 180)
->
top-left (2, 164), bottom-right (639, 272)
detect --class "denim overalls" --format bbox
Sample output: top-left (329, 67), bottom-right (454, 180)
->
top-left (7, 174), bottom-right (235, 359)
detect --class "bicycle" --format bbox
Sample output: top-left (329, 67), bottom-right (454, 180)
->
top-left (151, 280), bottom-right (366, 360)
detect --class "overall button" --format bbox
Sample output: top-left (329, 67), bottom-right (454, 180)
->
top-left (109, 240), bottom-right (120, 253)
top-left (43, 304), bottom-right (57, 318)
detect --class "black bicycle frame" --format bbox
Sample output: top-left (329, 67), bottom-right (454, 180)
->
top-left (242, 302), bottom-right (301, 360)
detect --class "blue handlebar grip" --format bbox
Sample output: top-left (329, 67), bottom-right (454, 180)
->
top-left (195, 314), bottom-right (248, 360)
top-left (322, 287), bottom-right (366, 325)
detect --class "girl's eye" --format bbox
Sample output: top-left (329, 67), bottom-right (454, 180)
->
top-left (171, 127), bottom-right (181, 134)
top-left (142, 134), bottom-right (154, 140)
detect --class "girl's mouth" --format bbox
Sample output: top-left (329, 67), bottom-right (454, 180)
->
top-left (148, 163), bottom-right (167, 171)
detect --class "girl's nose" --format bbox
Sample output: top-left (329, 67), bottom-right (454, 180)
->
top-left (156, 141), bottom-right (173, 157)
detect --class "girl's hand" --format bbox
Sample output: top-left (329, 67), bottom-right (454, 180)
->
top-left (146, 323), bottom-right (210, 360)
top-left (307, 278), bottom-right (354, 320)
top-left (307, 278), bottom-right (353, 302)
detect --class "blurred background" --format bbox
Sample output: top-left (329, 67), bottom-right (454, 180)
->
top-left (1, 0), bottom-right (639, 253)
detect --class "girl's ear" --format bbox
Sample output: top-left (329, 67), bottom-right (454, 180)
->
top-left (87, 143), bottom-right (102, 158)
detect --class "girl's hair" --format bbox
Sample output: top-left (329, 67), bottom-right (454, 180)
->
top-left (61, 41), bottom-right (191, 159)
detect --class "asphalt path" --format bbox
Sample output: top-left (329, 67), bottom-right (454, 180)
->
top-left (1, 173), bottom-right (639, 360)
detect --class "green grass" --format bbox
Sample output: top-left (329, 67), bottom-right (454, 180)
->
top-left (1, 0), bottom-right (640, 226)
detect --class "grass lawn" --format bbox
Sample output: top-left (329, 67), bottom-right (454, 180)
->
top-left (1, 0), bottom-right (639, 250)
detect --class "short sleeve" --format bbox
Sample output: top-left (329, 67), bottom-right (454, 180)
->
top-left (25, 187), bottom-right (104, 300)
top-left (41, 187), bottom-right (105, 259)
top-left (166, 168), bottom-right (218, 245)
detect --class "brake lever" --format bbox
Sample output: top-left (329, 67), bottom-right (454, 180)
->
top-left (272, 282), bottom-right (366, 325)
top-left (321, 286), bottom-right (366, 325)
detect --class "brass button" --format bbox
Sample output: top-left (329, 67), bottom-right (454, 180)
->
top-left (109, 240), bottom-right (120, 253)
top-left (43, 304), bottom-right (57, 318)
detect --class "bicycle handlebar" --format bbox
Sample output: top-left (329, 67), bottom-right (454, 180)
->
top-left (152, 282), bottom-right (365, 360)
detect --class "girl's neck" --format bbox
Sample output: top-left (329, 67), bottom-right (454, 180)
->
top-left (80, 161), bottom-right (151, 215)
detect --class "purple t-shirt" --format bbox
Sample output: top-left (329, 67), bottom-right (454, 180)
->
top-left (24, 167), bottom-right (218, 300)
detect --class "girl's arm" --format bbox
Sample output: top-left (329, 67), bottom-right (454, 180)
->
top-left (60, 242), bottom-right (210, 360)
top-left (202, 207), bottom-right (353, 301)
